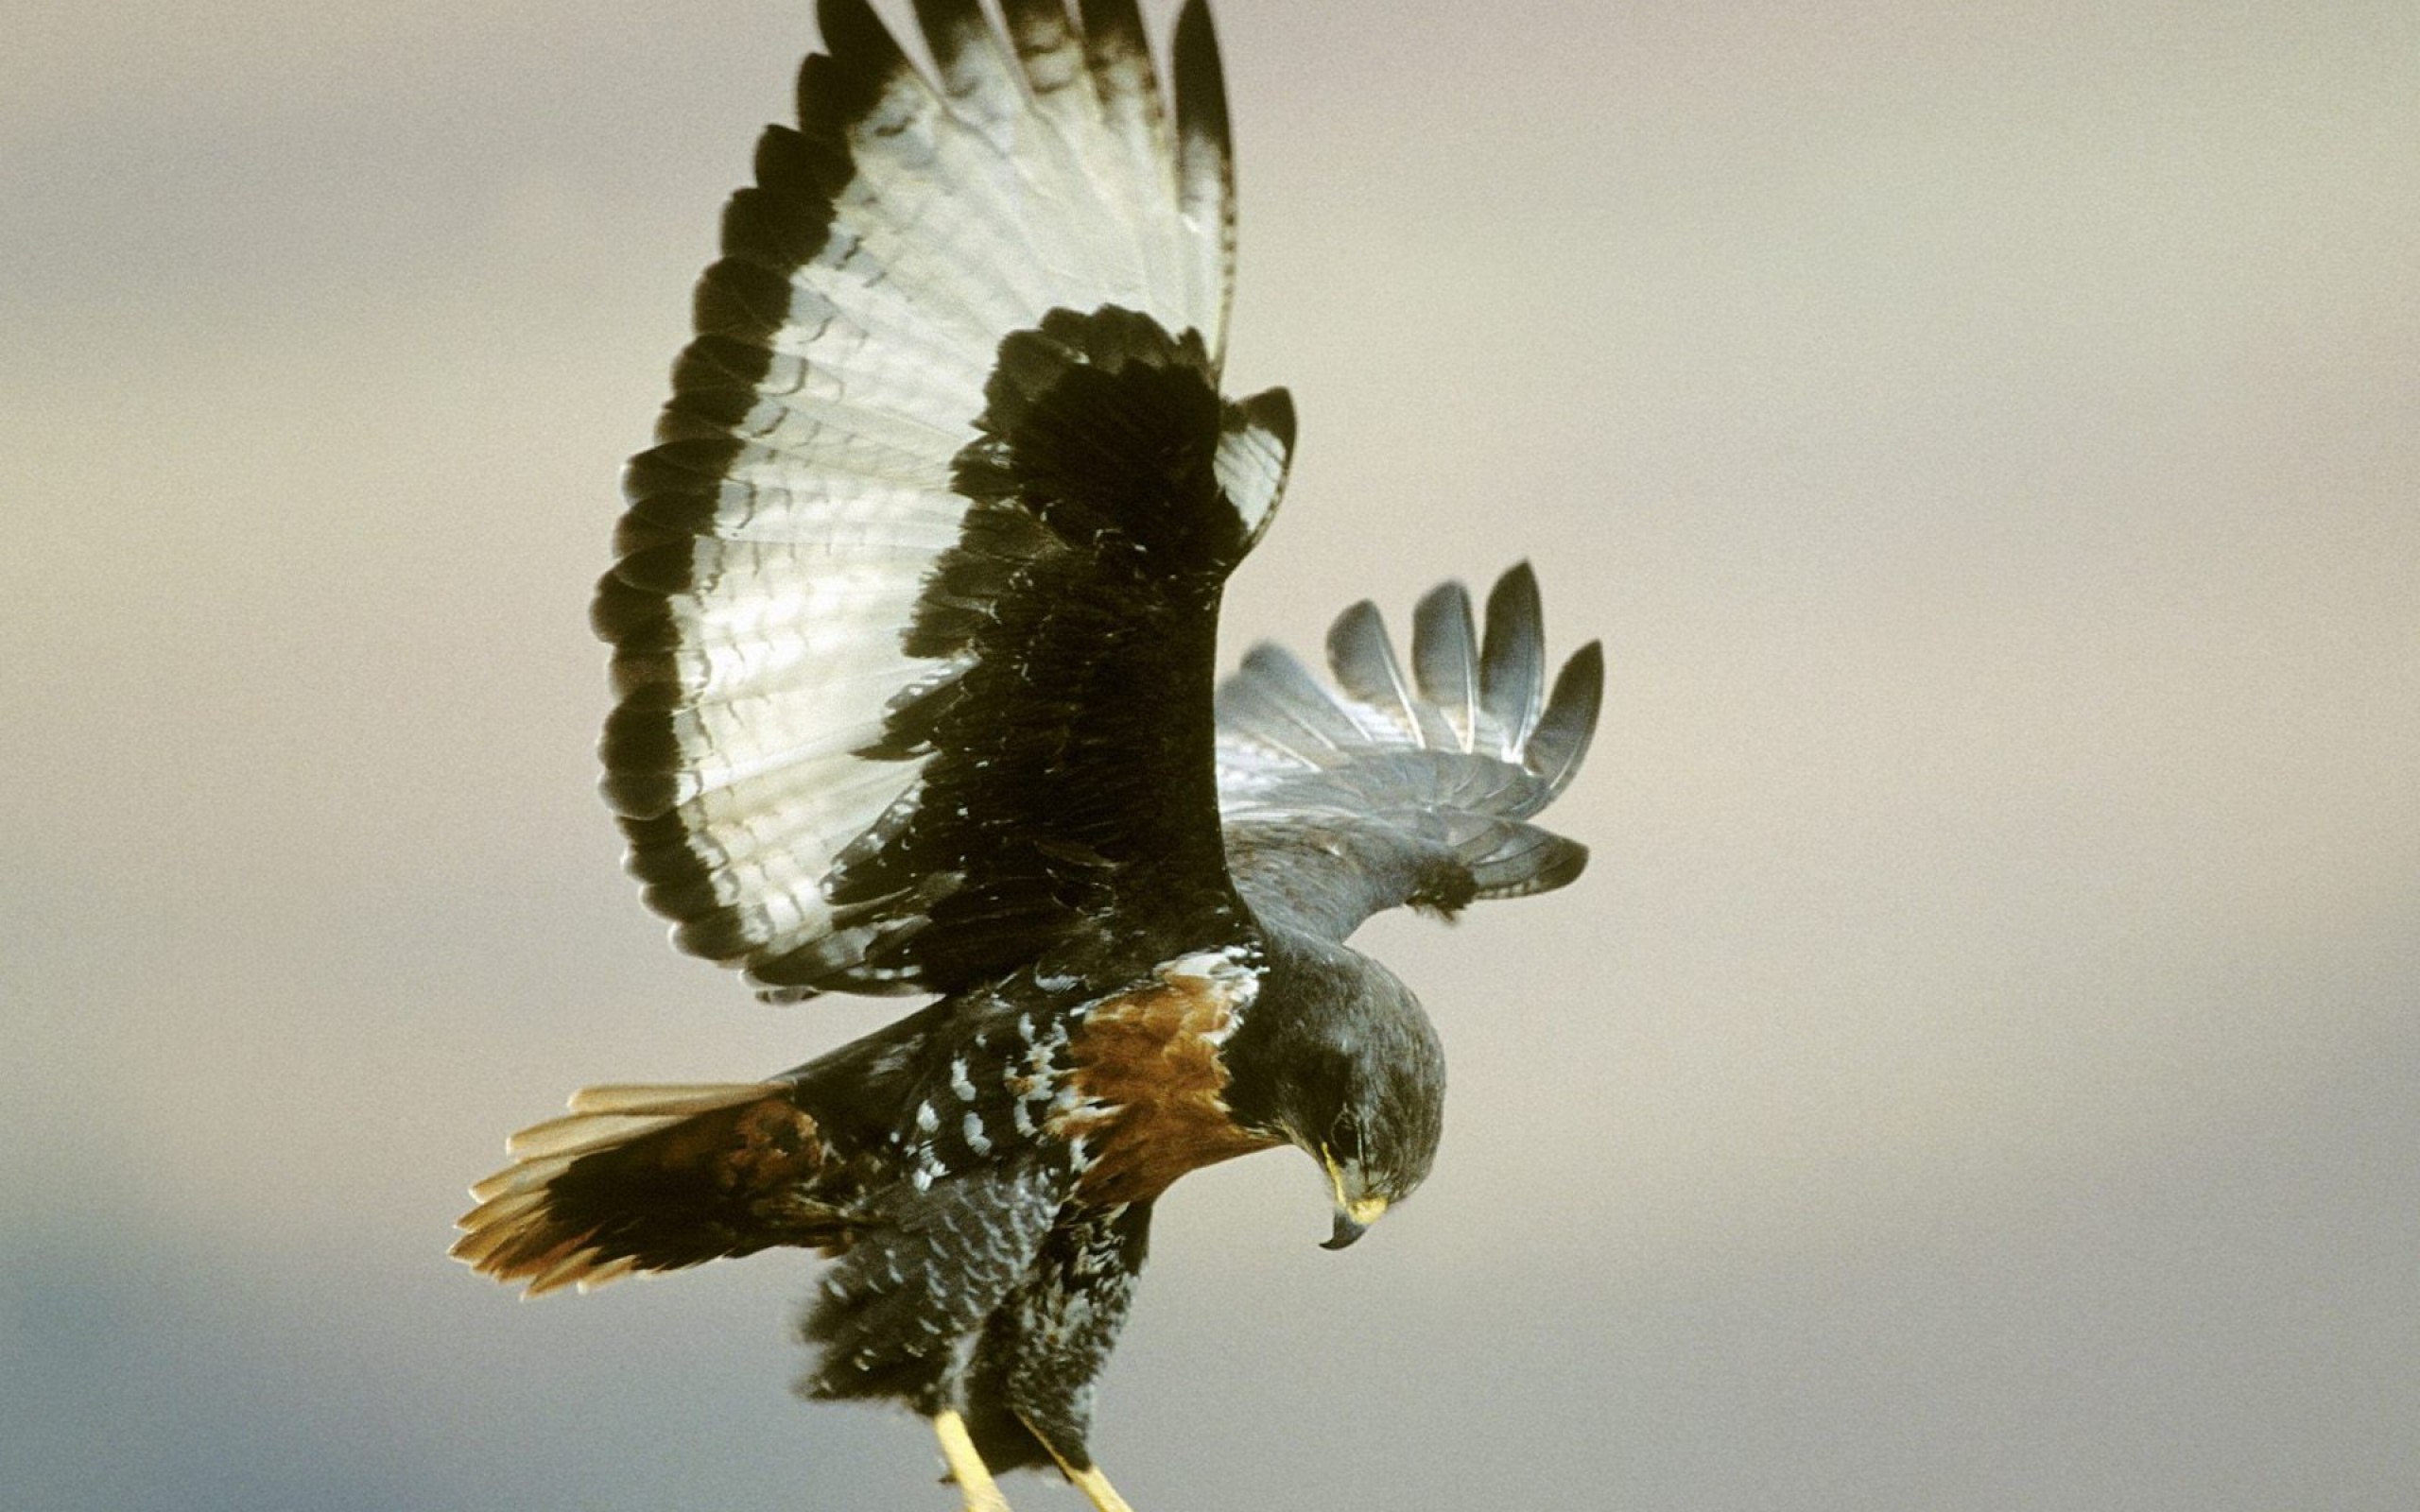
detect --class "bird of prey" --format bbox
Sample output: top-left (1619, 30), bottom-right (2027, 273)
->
top-left (453, 3), bottom-right (1601, 1508)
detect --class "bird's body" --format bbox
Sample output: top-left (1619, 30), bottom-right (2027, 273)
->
top-left (455, 3), bottom-right (1601, 1507)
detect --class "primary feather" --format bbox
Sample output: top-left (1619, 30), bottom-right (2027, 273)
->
top-left (1217, 563), bottom-right (1604, 938)
top-left (596, 0), bottom-right (1267, 1003)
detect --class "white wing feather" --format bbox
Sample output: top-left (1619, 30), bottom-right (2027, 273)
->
top-left (599, 0), bottom-right (1244, 999)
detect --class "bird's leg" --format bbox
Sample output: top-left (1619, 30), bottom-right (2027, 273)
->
top-left (931, 1410), bottom-right (1013, 1512)
top-left (1057, 1462), bottom-right (1135, 1512)
top-left (1015, 1418), bottom-right (1134, 1512)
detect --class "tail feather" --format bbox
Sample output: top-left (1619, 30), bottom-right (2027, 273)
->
top-left (567, 1082), bottom-right (774, 1115)
top-left (452, 1080), bottom-right (862, 1297)
top-left (500, 1082), bottom-right (768, 1165)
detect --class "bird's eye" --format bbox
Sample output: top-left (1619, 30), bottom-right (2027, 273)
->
top-left (1327, 1111), bottom-right (1364, 1164)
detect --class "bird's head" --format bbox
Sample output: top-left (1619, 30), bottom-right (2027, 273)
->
top-left (1226, 939), bottom-right (1445, 1249)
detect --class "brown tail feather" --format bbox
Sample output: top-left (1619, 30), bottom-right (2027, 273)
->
top-left (452, 1081), bottom-right (862, 1297)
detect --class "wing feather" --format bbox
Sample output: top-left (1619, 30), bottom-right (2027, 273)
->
top-left (1216, 565), bottom-right (1604, 940)
top-left (1409, 580), bottom-right (1480, 753)
top-left (1170, 1), bottom-right (1236, 364)
top-left (601, 0), bottom-right (1272, 1001)
top-left (1218, 644), bottom-right (1374, 760)
top-left (1079, 0), bottom-right (1192, 329)
top-left (1523, 640), bottom-right (1606, 799)
top-left (1478, 562), bottom-right (1547, 743)
top-left (1325, 602), bottom-right (1425, 742)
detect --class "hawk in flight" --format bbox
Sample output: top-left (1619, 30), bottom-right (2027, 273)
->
top-left (454, 2), bottom-right (1602, 1507)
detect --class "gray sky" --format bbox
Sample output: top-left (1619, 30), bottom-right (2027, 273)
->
top-left (5, 1), bottom-right (2416, 1508)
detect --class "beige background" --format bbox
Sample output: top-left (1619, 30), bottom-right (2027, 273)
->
top-left (5, 1), bottom-right (2415, 1507)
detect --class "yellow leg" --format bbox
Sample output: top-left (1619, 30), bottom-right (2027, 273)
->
top-left (1060, 1462), bottom-right (1135, 1512)
top-left (1014, 1416), bottom-right (1135, 1512)
top-left (931, 1410), bottom-right (1013, 1512)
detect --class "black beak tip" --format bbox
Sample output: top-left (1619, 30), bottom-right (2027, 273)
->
top-left (1322, 1213), bottom-right (1369, 1251)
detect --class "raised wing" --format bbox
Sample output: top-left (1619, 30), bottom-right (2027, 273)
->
top-left (1215, 564), bottom-right (1603, 941)
top-left (596, 0), bottom-right (1293, 1001)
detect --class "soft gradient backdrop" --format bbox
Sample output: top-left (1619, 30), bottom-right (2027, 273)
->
top-left (5, 2), bottom-right (2415, 1508)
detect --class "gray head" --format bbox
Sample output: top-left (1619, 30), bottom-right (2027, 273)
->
top-left (1223, 935), bottom-right (1446, 1248)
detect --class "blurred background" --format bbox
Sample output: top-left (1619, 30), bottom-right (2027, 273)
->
top-left (5, 1), bottom-right (2415, 1507)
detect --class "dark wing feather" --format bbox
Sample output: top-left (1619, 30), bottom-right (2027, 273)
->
top-left (1325, 601), bottom-right (1426, 740)
top-left (1409, 580), bottom-right (1480, 748)
top-left (600, 0), bottom-right (1288, 1001)
top-left (1216, 563), bottom-right (1603, 941)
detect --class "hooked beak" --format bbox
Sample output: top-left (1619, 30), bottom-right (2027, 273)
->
top-left (1319, 1145), bottom-right (1391, 1251)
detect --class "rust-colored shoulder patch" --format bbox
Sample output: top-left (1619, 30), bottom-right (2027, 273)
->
top-left (1052, 956), bottom-right (1277, 1206)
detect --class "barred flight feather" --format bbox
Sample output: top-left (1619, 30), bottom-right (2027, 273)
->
top-left (599, 0), bottom-right (1260, 1003)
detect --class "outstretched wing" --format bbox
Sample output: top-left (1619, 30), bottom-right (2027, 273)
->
top-left (1214, 564), bottom-right (1603, 941)
top-left (596, 0), bottom-right (1294, 1001)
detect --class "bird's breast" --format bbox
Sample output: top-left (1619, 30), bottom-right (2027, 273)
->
top-left (1047, 952), bottom-right (1278, 1205)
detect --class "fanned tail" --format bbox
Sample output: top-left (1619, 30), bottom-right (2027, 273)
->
top-left (451, 1081), bottom-right (859, 1297)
